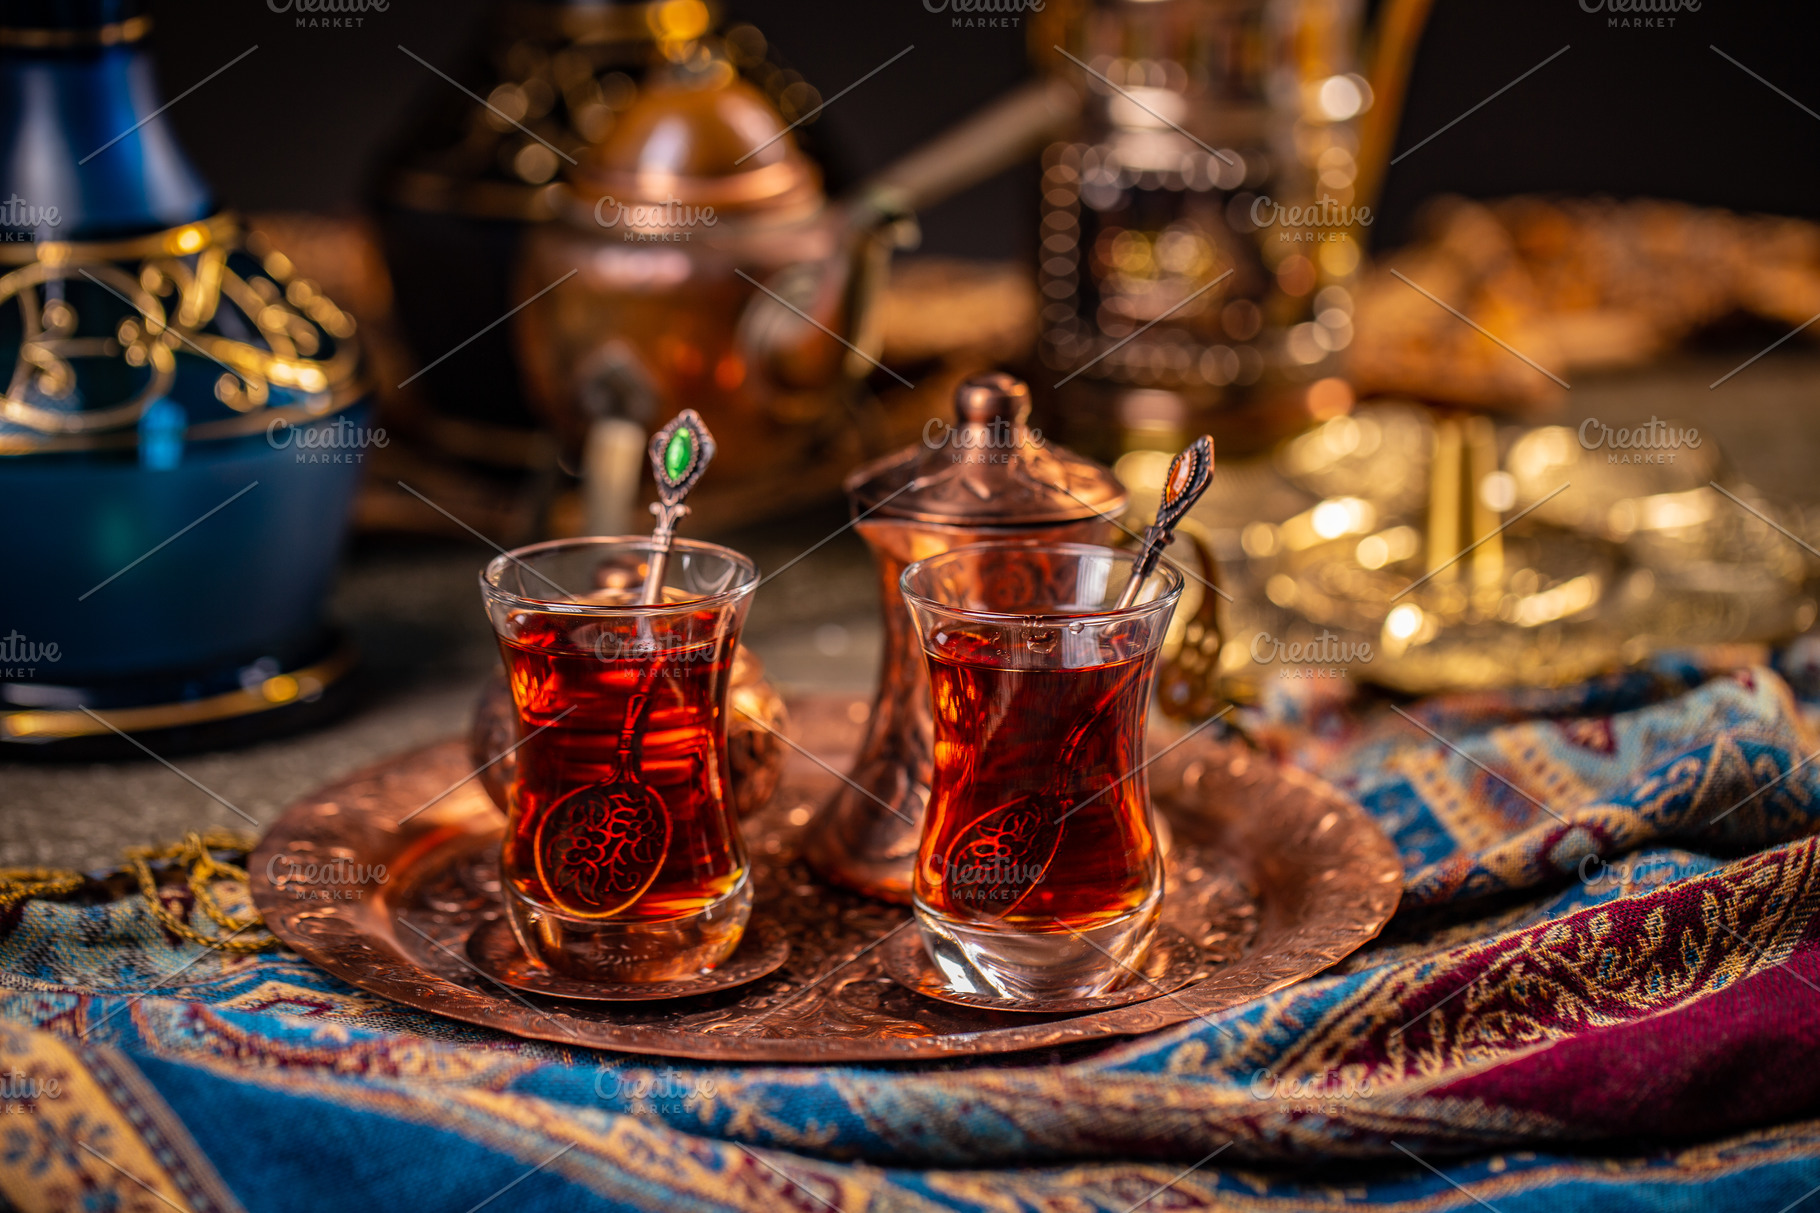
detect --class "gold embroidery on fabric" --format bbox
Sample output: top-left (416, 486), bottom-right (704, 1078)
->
top-left (0, 1024), bottom-right (243, 1213)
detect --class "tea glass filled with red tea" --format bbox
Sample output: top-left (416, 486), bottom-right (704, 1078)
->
top-left (900, 542), bottom-right (1184, 1000)
top-left (480, 536), bottom-right (758, 982)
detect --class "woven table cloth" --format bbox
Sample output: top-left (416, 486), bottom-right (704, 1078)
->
top-left (6, 647), bottom-right (1820, 1211)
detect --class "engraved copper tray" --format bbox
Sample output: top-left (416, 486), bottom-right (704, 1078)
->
top-left (252, 695), bottom-right (1401, 1062)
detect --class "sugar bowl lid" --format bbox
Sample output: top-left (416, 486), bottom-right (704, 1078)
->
top-left (846, 372), bottom-right (1127, 526)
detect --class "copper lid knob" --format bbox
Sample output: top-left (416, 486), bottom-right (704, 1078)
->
top-left (843, 372), bottom-right (1126, 526)
top-left (952, 371), bottom-right (1030, 427)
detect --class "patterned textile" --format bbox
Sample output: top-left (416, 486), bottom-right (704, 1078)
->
top-left (5, 656), bottom-right (1820, 1211)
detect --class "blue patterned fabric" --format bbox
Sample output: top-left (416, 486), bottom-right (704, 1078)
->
top-left (6, 653), bottom-right (1820, 1211)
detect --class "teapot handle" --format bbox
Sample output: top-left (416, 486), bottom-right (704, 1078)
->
top-left (846, 77), bottom-right (1080, 227)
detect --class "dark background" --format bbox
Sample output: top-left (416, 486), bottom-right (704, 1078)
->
top-left (147, 0), bottom-right (1820, 256)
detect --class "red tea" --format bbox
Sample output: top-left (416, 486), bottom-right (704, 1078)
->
top-left (914, 627), bottom-right (1161, 930)
top-left (497, 605), bottom-right (746, 924)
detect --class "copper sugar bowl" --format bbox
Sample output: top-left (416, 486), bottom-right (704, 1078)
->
top-left (805, 372), bottom-right (1128, 902)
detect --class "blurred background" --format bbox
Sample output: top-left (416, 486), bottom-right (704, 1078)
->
top-left (150, 0), bottom-right (1820, 251)
top-left (9, 0), bottom-right (1820, 866)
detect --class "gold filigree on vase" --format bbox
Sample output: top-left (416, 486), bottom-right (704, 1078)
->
top-left (0, 214), bottom-right (363, 455)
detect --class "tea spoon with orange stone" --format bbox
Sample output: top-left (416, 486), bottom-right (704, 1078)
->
top-left (1115, 434), bottom-right (1215, 611)
top-left (930, 435), bottom-right (1217, 921)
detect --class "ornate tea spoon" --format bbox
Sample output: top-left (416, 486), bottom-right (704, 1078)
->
top-left (640, 409), bottom-right (717, 604)
top-left (533, 410), bottom-right (718, 920)
top-left (1114, 435), bottom-right (1215, 610)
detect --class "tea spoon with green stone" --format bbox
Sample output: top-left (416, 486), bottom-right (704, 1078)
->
top-left (640, 409), bottom-right (716, 604)
top-left (532, 410), bottom-right (718, 920)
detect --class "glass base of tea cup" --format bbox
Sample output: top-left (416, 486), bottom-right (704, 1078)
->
top-left (911, 888), bottom-right (1163, 1002)
top-left (504, 872), bottom-right (753, 984)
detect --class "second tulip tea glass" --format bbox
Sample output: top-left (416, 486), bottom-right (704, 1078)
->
top-left (900, 542), bottom-right (1185, 1000)
top-left (481, 536), bottom-right (757, 983)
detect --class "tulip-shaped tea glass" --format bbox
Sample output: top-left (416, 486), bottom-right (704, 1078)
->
top-left (900, 542), bottom-right (1184, 1000)
top-left (481, 537), bottom-right (757, 982)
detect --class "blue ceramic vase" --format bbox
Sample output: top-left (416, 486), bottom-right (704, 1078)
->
top-left (0, 0), bottom-right (371, 754)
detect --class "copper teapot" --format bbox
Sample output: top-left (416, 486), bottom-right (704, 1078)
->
top-left (804, 372), bottom-right (1128, 902)
top-left (513, 54), bottom-right (1078, 532)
